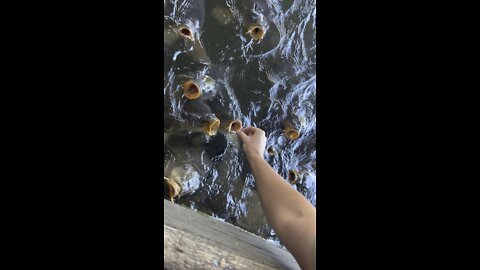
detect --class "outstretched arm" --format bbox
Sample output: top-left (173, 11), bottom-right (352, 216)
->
top-left (237, 127), bottom-right (316, 270)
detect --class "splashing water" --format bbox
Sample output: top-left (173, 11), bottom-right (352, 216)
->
top-left (164, 0), bottom-right (316, 242)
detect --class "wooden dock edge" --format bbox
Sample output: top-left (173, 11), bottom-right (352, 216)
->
top-left (164, 199), bottom-right (301, 270)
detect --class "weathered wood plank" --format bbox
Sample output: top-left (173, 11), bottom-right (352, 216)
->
top-left (164, 199), bottom-right (301, 270)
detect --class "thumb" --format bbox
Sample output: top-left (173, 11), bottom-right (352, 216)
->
top-left (236, 129), bottom-right (249, 142)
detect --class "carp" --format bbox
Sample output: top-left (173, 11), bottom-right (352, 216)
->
top-left (164, 0), bottom-right (210, 64)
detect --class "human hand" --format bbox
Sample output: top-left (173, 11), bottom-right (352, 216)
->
top-left (236, 127), bottom-right (267, 159)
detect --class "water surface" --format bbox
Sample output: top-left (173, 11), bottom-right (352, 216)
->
top-left (164, 0), bottom-right (316, 243)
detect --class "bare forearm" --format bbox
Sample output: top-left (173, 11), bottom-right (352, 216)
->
top-left (236, 126), bottom-right (316, 269)
top-left (247, 154), bottom-right (316, 269)
top-left (247, 155), bottom-right (315, 224)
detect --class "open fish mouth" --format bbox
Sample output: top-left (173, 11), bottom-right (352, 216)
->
top-left (284, 126), bottom-right (300, 141)
top-left (178, 26), bottom-right (194, 41)
top-left (164, 176), bottom-right (183, 202)
top-left (182, 75), bottom-right (215, 100)
top-left (226, 119), bottom-right (242, 133)
top-left (183, 80), bottom-right (201, 100)
top-left (202, 117), bottom-right (221, 136)
top-left (247, 24), bottom-right (265, 41)
top-left (267, 146), bottom-right (277, 156)
top-left (288, 169), bottom-right (300, 185)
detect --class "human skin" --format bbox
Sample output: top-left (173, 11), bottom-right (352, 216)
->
top-left (236, 127), bottom-right (316, 270)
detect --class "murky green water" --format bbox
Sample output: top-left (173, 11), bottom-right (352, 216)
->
top-left (164, 0), bottom-right (316, 243)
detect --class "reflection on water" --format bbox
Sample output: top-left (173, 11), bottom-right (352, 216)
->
top-left (164, 0), bottom-right (316, 242)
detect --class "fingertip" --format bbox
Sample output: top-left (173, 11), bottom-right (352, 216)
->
top-left (236, 129), bottom-right (246, 139)
top-left (241, 126), bottom-right (254, 134)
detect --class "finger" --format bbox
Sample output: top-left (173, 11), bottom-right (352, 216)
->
top-left (241, 127), bottom-right (259, 135)
top-left (236, 129), bottom-right (249, 142)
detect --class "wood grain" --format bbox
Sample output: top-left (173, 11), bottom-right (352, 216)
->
top-left (164, 199), bottom-right (301, 270)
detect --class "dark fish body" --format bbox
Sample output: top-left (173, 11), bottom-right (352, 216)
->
top-left (237, 0), bottom-right (267, 24)
top-left (164, 132), bottom-right (211, 171)
top-left (206, 132), bottom-right (242, 191)
top-left (236, 0), bottom-right (270, 40)
top-left (173, 0), bottom-right (205, 26)
top-left (165, 67), bottom-right (221, 136)
top-left (170, 64), bottom-right (226, 104)
top-left (182, 99), bottom-right (212, 118)
top-left (164, 132), bottom-right (212, 198)
top-left (165, 102), bottom-right (220, 137)
top-left (164, 0), bottom-right (210, 63)
top-left (164, 17), bottom-right (180, 47)
top-left (180, 74), bottom-right (217, 100)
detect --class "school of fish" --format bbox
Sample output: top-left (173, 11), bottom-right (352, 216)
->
top-left (164, 0), bottom-right (316, 241)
